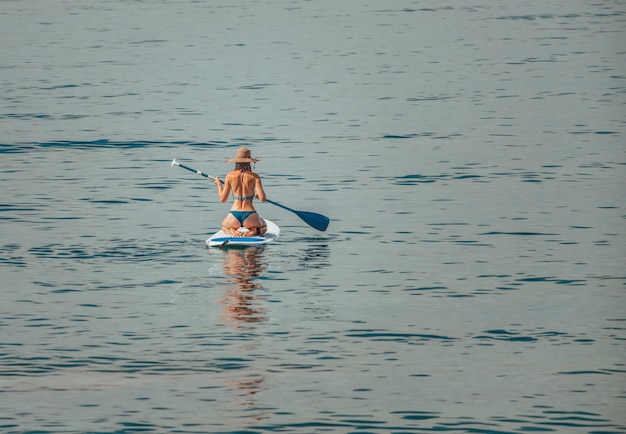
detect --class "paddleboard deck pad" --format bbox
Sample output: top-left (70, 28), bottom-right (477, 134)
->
top-left (206, 219), bottom-right (280, 248)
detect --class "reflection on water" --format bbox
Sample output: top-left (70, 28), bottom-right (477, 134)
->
top-left (219, 247), bottom-right (267, 327)
top-left (225, 373), bottom-right (266, 414)
top-left (218, 247), bottom-right (269, 422)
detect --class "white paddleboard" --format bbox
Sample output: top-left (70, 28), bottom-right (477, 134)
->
top-left (206, 219), bottom-right (280, 248)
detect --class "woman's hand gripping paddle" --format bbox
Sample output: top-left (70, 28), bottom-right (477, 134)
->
top-left (171, 159), bottom-right (330, 232)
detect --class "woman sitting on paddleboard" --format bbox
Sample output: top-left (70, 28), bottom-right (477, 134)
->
top-left (214, 147), bottom-right (267, 237)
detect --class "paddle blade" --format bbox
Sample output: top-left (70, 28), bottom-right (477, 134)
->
top-left (295, 210), bottom-right (330, 232)
top-left (264, 198), bottom-right (330, 231)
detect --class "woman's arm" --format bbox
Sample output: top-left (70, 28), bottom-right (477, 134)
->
top-left (215, 175), bottom-right (231, 203)
top-left (255, 176), bottom-right (266, 202)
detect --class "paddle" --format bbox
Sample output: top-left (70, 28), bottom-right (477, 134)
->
top-left (171, 159), bottom-right (330, 232)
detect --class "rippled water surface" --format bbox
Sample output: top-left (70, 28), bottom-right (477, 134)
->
top-left (1, 0), bottom-right (625, 433)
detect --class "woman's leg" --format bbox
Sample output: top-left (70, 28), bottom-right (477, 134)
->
top-left (221, 213), bottom-right (244, 236)
top-left (243, 214), bottom-right (267, 236)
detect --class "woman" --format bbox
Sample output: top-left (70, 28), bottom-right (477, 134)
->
top-left (214, 147), bottom-right (267, 237)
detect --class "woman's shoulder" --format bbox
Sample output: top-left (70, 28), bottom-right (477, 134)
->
top-left (226, 169), bottom-right (260, 178)
top-left (242, 170), bottom-right (261, 180)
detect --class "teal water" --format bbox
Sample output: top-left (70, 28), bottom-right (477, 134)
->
top-left (1, 1), bottom-right (625, 433)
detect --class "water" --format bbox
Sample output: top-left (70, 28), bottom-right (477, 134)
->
top-left (1, 0), bottom-right (625, 432)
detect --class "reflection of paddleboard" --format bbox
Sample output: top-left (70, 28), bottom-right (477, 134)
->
top-left (206, 219), bottom-right (280, 248)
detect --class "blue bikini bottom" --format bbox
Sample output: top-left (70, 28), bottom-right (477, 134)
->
top-left (230, 210), bottom-right (257, 225)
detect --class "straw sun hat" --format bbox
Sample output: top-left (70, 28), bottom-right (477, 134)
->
top-left (226, 147), bottom-right (260, 163)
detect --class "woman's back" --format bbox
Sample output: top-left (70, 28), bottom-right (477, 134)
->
top-left (228, 170), bottom-right (260, 210)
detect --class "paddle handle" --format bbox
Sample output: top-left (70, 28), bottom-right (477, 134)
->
top-left (172, 159), bottom-right (216, 180)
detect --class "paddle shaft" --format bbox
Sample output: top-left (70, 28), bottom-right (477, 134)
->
top-left (173, 160), bottom-right (215, 180)
top-left (265, 198), bottom-right (292, 212)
